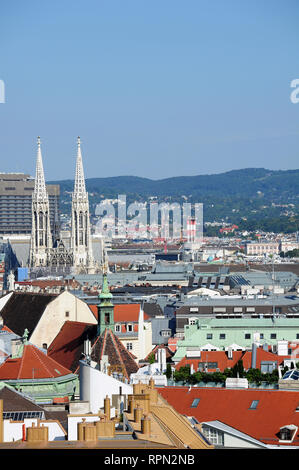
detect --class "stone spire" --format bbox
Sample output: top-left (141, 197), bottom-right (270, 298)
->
top-left (33, 137), bottom-right (48, 202)
top-left (73, 137), bottom-right (87, 199)
top-left (70, 137), bottom-right (94, 272)
top-left (29, 137), bottom-right (52, 267)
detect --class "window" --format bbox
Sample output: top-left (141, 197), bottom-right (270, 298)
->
top-left (279, 427), bottom-right (297, 441)
top-left (261, 362), bottom-right (276, 374)
top-left (213, 307), bottom-right (226, 313)
top-left (65, 311), bottom-right (70, 318)
top-left (207, 334), bottom-right (213, 340)
top-left (245, 333), bottom-right (251, 339)
top-left (260, 334), bottom-right (264, 339)
top-left (191, 398), bottom-right (200, 408)
top-left (246, 307), bottom-right (255, 312)
top-left (3, 411), bottom-right (44, 421)
top-left (249, 400), bottom-right (259, 410)
top-left (189, 318), bottom-right (197, 325)
top-left (270, 333), bottom-right (277, 339)
top-left (161, 330), bottom-right (170, 337)
top-left (115, 324), bottom-right (121, 333)
top-left (126, 343), bottom-right (133, 351)
top-left (296, 334), bottom-right (299, 340)
top-left (202, 426), bottom-right (224, 446)
top-left (127, 324), bottom-right (133, 332)
top-left (219, 334), bottom-right (226, 340)
top-left (198, 362), bottom-right (218, 370)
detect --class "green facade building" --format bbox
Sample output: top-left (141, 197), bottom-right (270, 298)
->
top-left (173, 317), bottom-right (299, 362)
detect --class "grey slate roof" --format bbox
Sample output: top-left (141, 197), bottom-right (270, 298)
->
top-left (0, 292), bottom-right (56, 338)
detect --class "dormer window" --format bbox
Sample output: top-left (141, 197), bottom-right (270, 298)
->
top-left (279, 425), bottom-right (298, 442)
top-left (127, 323), bottom-right (133, 332)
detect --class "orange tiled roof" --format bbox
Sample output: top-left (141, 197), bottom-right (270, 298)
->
top-left (176, 350), bottom-right (244, 372)
top-left (47, 321), bottom-right (96, 373)
top-left (0, 344), bottom-right (73, 380)
top-left (158, 386), bottom-right (299, 446)
top-left (89, 303), bottom-right (150, 322)
top-left (1, 325), bottom-right (15, 333)
top-left (176, 348), bottom-right (290, 372)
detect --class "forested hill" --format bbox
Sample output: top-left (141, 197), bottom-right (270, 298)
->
top-left (49, 168), bottom-right (299, 227)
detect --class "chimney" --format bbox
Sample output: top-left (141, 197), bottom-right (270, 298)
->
top-left (104, 395), bottom-right (111, 420)
top-left (251, 343), bottom-right (257, 369)
top-left (0, 399), bottom-right (3, 443)
top-left (134, 407), bottom-right (143, 425)
top-left (141, 415), bottom-right (151, 435)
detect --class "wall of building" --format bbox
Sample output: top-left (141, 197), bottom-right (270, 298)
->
top-left (30, 291), bottom-right (97, 348)
top-left (67, 414), bottom-right (101, 441)
top-left (79, 360), bottom-right (133, 414)
top-left (174, 319), bottom-right (299, 361)
top-left (223, 432), bottom-right (264, 448)
top-left (3, 418), bottom-right (65, 442)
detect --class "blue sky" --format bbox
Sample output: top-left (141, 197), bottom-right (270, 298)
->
top-left (0, 0), bottom-right (298, 180)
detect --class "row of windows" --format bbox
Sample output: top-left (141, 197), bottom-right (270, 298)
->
top-left (115, 324), bottom-right (134, 333)
top-left (206, 332), bottom-right (290, 340)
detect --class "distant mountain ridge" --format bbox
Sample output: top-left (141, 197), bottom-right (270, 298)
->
top-left (49, 168), bottom-right (299, 200)
top-left (49, 168), bottom-right (299, 228)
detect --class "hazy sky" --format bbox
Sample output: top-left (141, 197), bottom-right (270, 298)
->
top-left (0, 0), bottom-right (299, 180)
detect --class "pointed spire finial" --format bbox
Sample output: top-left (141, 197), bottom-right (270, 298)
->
top-left (33, 136), bottom-right (48, 201)
top-left (74, 136), bottom-right (87, 196)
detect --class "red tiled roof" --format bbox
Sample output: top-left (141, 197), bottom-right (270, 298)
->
top-left (48, 321), bottom-right (96, 373)
top-left (158, 386), bottom-right (299, 446)
top-left (91, 328), bottom-right (139, 379)
top-left (0, 344), bottom-right (73, 380)
top-left (48, 320), bottom-right (139, 377)
top-left (89, 303), bottom-right (150, 322)
top-left (176, 348), bottom-right (290, 373)
top-left (242, 349), bottom-right (288, 370)
top-left (145, 344), bottom-right (174, 361)
top-left (176, 350), bottom-right (244, 372)
top-left (1, 325), bottom-right (15, 333)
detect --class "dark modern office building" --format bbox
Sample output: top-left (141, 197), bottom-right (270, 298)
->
top-left (0, 173), bottom-right (60, 234)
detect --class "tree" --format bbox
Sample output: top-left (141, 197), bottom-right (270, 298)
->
top-left (246, 368), bottom-right (263, 385)
top-left (165, 363), bottom-right (172, 379)
top-left (173, 366), bottom-right (191, 383)
top-left (232, 360), bottom-right (244, 378)
top-left (147, 352), bottom-right (156, 364)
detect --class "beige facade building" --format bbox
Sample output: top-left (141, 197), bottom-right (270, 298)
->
top-left (245, 242), bottom-right (279, 256)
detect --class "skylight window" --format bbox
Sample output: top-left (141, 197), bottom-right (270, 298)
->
top-left (191, 398), bottom-right (200, 408)
top-left (249, 400), bottom-right (259, 410)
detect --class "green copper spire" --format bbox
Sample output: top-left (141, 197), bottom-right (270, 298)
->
top-left (97, 273), bottom-right (114, 336)
top-left (99, 273), bottom-right (113, 306)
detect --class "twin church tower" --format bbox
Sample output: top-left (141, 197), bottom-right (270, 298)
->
top-left (29, 137), bottom-right (95, 273)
